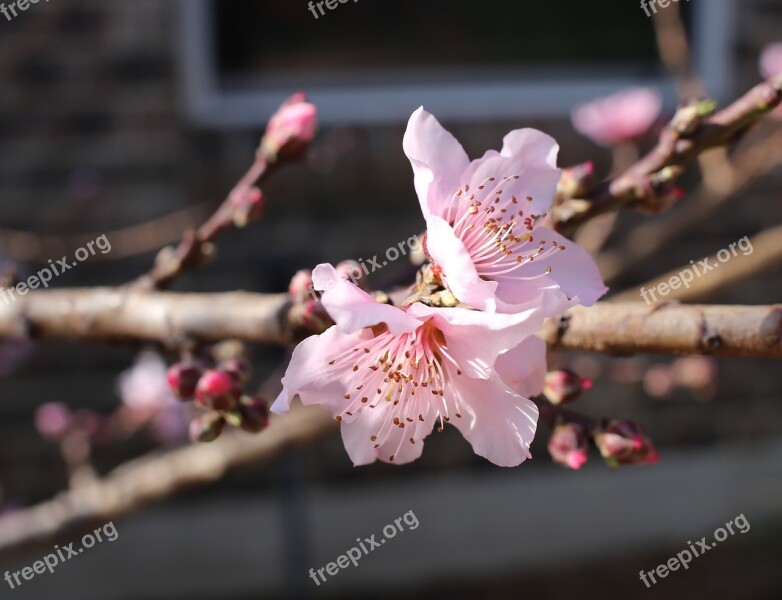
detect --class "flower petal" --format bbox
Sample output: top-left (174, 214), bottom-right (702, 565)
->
top-left (313, 263), bottom-right (420, 335)
top-left (494, 336), bottom-right (547, 398)
top-left (271, 325), bottom-right (368, 414)
top-left (403, 107), bottom-right (470, 219)
top-left (446, 370), bottom-right (539, 467)
top-left (340, 398), bottom-right (437, 466)
top-left (503, 227), bottom-right (608, 307)
top-left (462, 128), bottom-right (561, 217)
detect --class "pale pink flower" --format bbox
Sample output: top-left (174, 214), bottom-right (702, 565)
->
top-left (272, 264), bottom-right (547, 467)
top-left (118, 352), bottom-right (177, 420)
top-left (404, 108), bottom-right (607, 314)
top-left (571, 87), bottom-right (662, 146)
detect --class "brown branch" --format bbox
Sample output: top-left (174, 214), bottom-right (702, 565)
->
top-left (554, 75), bottom-right (782, 233)
top-left (540, 303), bottom-right (782, 359)
top-left (2, 288), bottom-right (780, 359)
top-left (599, 128), bottom-right (782, 283)
top-left (0, 405), bottom-right (336, 561)
top-left (136, 153), bottom-right (272, 290)
top-left (610, 225), bottom-right (782, 304)
top-left (0, 288), bottom-right (295, 348)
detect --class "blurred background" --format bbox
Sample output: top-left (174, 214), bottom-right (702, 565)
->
top-left (1, 0), bottom-right (781, 598)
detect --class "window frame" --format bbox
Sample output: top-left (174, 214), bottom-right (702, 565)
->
top-left (178, 0), bottom-right (737, 127)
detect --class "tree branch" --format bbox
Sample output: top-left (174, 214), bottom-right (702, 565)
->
top-left (0, 405), bottom-right (336, 561)
top-left (2, 288), bottom-right (781, 359)
top-left (540, 303), bottom-right (782, 359)
top-left (554, 75), bottom-right (782, 233)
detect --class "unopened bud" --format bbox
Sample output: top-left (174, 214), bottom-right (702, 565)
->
top-left (189, 412), bottom-right (225, 443)
top-left (238, 396), bottom-right (270, 433)
top-left (222, 357), bottom-right (252, 385)
top-left (166, 361), bottom-right (203, 400)
top-left (289, 269), bottom-right (314, 303)
top-left (335, 260), bottom-right (366, 289)
top-left (671, 99), bottom-right (717, 136)
top-left (548, 423), bottom-right (589, 470)
top-left (194, 369), bottom-right (241, 412)
top-left (594, 419), bottom-right (659, 467)
top-left (543, 370), bottom-right (592, 405)
top-left (289, 298), bottom-right (333, 335)
top-left (557, 161), bottom-right (595, 199)
top-left (34, 402), bottom-right (72, 441)
top-left (231, 186), bottom-right (264, 228)
top-left (261, 92), bottom-right (317, 162)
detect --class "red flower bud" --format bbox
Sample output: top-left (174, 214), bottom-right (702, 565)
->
top-left (594, 420), bottom-right (659, 467)
top-left (189, 412), bottom-right (225, 443)
top-left (238, 396), bottom-right (270, 433)
top-left (194, 369), bottom-right (241, 412)
top-left (222, 357), bottom-right (252, 385)
top-left (288, 269), bottom-right (315, 304)
top-left (166, 361), bottom-right (203, 400)
top-left (543, 370), bottom-right (591, 405)
top-left (548, 423), bottom-right (589, 470)
top-left (262, 93), bottom-right (317, 162)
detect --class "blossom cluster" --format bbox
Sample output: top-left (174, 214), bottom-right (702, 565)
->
top-left (273, 108), bottom-right (607, 467)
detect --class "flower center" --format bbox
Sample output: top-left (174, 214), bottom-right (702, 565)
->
top-left (327, 320), bottom-right (463, 461)
top-left (442, 176), bottom-right (567, 281)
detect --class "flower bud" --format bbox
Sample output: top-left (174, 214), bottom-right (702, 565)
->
top-left (189, 412), bottom-right (225, 443)
top-left (166, 361), bottom-right (203, 400)
top-left (34, 402), bottom-right (72, 441)
top-left (548, 423), bottom-right (589, 470)
top-left (262, 93), bottom-right (317, 162)
top-left (194, 369), bottom-right (241, 412)
top-left (238, 396), bottom-right (270, 433)
top-left (335, 260), bottom-right (366, 289)
top-left (557, 161), bottom-right (594, 198)
top-left (222, 357), bottom-right (252, 385)
top-left (594, 419), bottom-right (659, 467)
top-left (289, 269), bottom-right (315, 303)
top-left (542, 370), bottom-right (592, 405)
top-left (230, 186), bottom-right (264, 228)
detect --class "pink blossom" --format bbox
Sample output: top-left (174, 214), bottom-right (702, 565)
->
top-left (571, 88), bottom-right (662, 146)
top-left (272, 264), bottom-right (547, 467)
top-left (404, 108), bottom-right (607, 314)
top-left (118, 352), bottom-right (177, 420)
